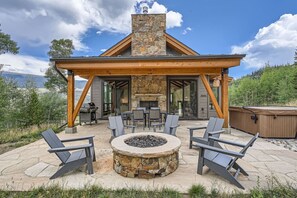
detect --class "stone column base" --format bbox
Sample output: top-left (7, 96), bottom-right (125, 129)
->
top-left (65, 127), bottom-right (77, 134)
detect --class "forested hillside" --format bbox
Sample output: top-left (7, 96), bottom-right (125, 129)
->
top-left (229, 64), bottom-right (297, 106)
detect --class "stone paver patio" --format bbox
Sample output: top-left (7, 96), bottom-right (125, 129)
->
top-left (0, 120), bottom-right (296, 193)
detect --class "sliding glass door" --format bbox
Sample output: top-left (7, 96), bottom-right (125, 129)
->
top-left (169, 79), bottom-right (198, 119)
top-left (102, 80), bottom-right (129, 117)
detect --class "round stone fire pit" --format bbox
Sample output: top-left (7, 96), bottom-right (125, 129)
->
top-left (111, 132), bottom-right (181, 178)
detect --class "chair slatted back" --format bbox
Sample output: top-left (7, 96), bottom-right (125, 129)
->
top-left (164, 115), bottom-right (179, 135)
top-left (133, 109), bottom-right (145, 120)
top-left (108, 116), bottom-right (125, 137)
top-left (149, 109), bottom-right (160, 120)
top-left (41, 129), bottom-right (70, 163)
top-left (228, 133), bottom-right (259, 169)
top-left (203, 117), bottom-right (224, 139)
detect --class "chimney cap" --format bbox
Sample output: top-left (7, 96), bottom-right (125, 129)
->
top-left (142, 6), bottom-right (148, 14)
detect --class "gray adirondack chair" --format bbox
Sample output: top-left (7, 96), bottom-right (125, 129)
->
top-left (196, 133), bottom-right (259, 189)
top-left (108, 116), bottom-right (135, 142)
top-left (41, 129), bottom-right (96, 179)
top-left (152, 114), bottom-right (180, 136)
top-left (188, 117), bottom-right (225, 149)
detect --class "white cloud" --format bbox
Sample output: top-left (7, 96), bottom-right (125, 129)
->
top-left (0, 0), bottom-right (183, 51)
top-left (100, 49), bottom-right (107, 52)
top-left (232, 14), bottom-right (297, 68)
top-left (182, 27), bottom-right (192, 35)
top-left (0, 54), bottom-right (49, 76)
top-left (148, 2), bottom-right (183, 28)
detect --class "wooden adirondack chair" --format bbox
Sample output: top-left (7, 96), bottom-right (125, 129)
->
top-left (196, 133), bottom-right (259, 189)
top-left (188, 117), bottom-right (225, 149)
top-left (152, 114), bottom-right (180, 136)
top-left (41, 129), bottom-right (96, 179)
top-left (108, 116), bottom-right (135, 142)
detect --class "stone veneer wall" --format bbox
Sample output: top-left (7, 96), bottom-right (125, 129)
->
top-left (131, 76), bottom-right (167, 111)
top-left (131, 14), bottom-right (166, 56)
top-left (130, 14), bottom-right (167, 110)
top-left (113, 151), bottom-right (179, 178)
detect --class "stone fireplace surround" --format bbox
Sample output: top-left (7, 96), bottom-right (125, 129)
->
top-left (131, 76), bottom-right (167, 111)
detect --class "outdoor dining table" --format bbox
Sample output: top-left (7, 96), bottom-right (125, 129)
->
top-left (122, 110), bottom-right (167, 127)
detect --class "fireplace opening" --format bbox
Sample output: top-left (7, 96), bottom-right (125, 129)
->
top-left (140, 101), bottom-right (158, 109)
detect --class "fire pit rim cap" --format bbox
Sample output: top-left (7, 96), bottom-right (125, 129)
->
top-left (111, 132), bottom-right (181, 158)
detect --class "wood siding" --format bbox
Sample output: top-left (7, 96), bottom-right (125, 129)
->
top-left (198, 77), bottom-right (208, 119)
top-left (91, 77), bottom-right (102, 119)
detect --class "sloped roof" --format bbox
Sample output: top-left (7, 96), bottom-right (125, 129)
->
top-left (100, 33), bottom-right (198, 57)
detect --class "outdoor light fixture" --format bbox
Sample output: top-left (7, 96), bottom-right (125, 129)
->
top-left (213, 78), bottom-right (220, 87)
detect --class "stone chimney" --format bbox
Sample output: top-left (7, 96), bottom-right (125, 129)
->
top-left (131, 14), bottom-right (166, 56)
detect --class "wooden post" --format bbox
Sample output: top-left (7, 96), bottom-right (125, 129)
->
top-left (67, 70), bottom-right (75, 128)
top-left (72, 75), bottom-right (95, 122)
top-left (200, 74), bottom-right (224, 118)
top-left (221, 68), bottom-right (229, 128)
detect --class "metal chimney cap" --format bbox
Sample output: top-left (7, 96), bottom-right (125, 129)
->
top-left (143, 6), bottom-right (148, 14)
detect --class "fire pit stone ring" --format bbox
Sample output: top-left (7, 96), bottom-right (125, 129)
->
top-left (111, 132), bottom-right (181, 178)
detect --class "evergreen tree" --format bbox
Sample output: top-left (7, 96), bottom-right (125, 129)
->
top-left (0, 28), bottom-right (19, 55)
top-left (45, 39), bottom-right (74, 93)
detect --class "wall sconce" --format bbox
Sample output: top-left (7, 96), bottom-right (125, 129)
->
top-left (213, 78), bottom-right (220, 87)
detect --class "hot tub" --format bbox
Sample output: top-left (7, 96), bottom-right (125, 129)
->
top-left (229, 106), bottom-right (297, 138)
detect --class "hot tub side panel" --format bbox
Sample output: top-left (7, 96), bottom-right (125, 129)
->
top-left (259, 115), bottom-right (297, 138)
top-left (229, 107), bottom-right (259, 135)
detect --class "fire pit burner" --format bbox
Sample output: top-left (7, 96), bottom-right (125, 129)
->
top-left (124, 135), bottom-right (167, 148)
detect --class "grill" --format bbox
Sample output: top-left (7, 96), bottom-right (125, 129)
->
top-left (79, 102), bottom-right (98, 125)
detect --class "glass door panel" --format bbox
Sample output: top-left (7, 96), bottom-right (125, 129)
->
top-left (103, 80), bottom-right (129, 118)
top-left (169, 79), bottom-right (197, 119)
top-left (169, 80), bottom-right (183, 117)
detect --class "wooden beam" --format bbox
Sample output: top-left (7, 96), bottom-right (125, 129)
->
top-left (67, 70), bottom-right (75, 127)
top-left (200, 74), bottom-right (224, 118)
top-left (72, 68), bottom-right (222, 76)
top-left (101, 35), bottom-right (132, 56)
top-left (221, 69), bottom-right (229, 128)
top-left (56, 58), bottom-right (241, 70)
top-left (72, 75), bottom-right (95, 122)
top-left (165, 33), bottom-right (197, 55)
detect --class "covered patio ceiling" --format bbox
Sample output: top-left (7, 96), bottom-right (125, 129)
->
top-left (51, 54), bottom-right (245, 130)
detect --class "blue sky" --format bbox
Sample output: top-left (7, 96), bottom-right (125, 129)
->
top-left (0, 0), bottom-right (296, 78)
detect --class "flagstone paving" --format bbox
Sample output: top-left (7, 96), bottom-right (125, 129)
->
top-left (0, 120), bottom-right (296, 193)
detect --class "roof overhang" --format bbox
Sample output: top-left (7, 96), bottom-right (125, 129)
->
top-left (51, 54), bottom-right (245, 76)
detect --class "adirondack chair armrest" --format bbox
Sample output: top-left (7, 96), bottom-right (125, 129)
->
top-left (196, 143), bottom-right (244, 158)
top-left (107, 126), bottom-right (116, 130)
top-left (48, 144), bottom-right (93, 153)
top-left (60, 135), bottom-right (95, 143)
top-left (170, 124), bottom-right (180, 129)
top-left (187, 126), bottom-right (207, 130)
top-left (208, 137), bottom-right (246, 147)
top-left (208, 130), bottom-right (225, 135)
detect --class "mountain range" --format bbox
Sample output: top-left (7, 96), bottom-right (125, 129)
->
top-left (1, 71), bottom-right (86, 89)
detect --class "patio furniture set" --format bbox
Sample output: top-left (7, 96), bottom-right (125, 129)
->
top-left (120, 107), bottom-right (167, 129)
top-left (41, 117), bottom-right (259, 189)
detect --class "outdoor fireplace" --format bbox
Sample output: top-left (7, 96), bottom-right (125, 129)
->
top-left (111, 132), bottom-right (181, 178)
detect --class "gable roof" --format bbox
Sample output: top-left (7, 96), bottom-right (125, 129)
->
top-left (100, 33), bottom-right (198, 57)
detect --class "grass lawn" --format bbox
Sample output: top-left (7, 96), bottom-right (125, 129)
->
top-left (0, 180), bottom-right (296, 198)
top-left (0, 124), bottom-right (64, 155)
